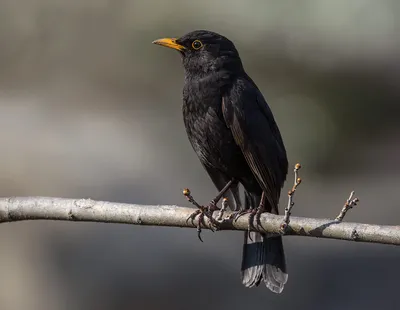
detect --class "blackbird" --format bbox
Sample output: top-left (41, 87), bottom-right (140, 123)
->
top-left (153, 30), bottom-right (288, 293)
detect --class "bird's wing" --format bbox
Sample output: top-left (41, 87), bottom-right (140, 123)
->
top-left (222, 79), bottom-right (288, 213)
top-left (203, 165), bottom-right (242, 211)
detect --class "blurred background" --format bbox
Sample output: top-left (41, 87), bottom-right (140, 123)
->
top-left (0, 0), bottom-right (399, 309)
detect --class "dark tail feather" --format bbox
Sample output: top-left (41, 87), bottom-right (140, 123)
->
top-left (262, 235), bottom-right (287, 293)
top-left (241, 192), bottom-right (288, 293)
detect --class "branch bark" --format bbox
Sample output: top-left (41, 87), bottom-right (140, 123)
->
top-left (0, 196), bottom-right (398, 246)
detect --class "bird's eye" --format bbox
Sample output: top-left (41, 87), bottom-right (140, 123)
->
top-left (192, 40), bottom-right (203, 50)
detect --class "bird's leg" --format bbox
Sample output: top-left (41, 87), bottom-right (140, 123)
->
top-left (183, 179), bottom-right (236, 241)
top-left (205, 179), bottom-right (236, 214)
top-left (203, 179), bottom-right (239, 229)
top-left (230, 209), bottom-right (249, 222)
top-left (254, 192), bottom-right (266, 230)
top-left (227, 193), bottom-right (266, 240)
top-left (229, 192), bottom-right (253, 222)
top-left (243, 193), bottom-right (267, 240)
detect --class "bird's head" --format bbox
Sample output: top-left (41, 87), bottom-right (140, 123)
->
top-left (153, 30), bottom-right (243, 76)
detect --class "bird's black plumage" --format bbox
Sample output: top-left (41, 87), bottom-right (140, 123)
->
top-left (153, 30), bottom-right (288, 293)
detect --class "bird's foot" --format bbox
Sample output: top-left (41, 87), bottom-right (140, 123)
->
top-left (226, 208), bottom-right (257, 240)
top-left (246, 208), bottom-right (258, 240)
top-left (204, 199), bottom-right (221, 230)
top-left (230, 193), bottom-right (267, 240)
top-left (186, 208), bottom-right (204, 241)
top-left (229, 208), bottom-right (251, 222)
top-left (253, 202), bottom-right (266, 232)
top-left (245, 199), bottom-right (268, 240)
top-left (186, 208), bottom-right (210, 242)
top-left (183, 188), bottom-right (221, 242)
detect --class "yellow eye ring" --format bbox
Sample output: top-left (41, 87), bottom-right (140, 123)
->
top-left (192, 40), bottom-right (203, 50)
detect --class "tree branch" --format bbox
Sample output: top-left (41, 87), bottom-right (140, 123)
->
top-left (0, 196), bottom-right (398, 246)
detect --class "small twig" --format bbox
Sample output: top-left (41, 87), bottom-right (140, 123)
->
top-left (281, 163), bottom-right (302, 233)
top-left (335, 191), bottom-right (360, 221)
top-left (216, 198), bottom-right (229, 221)
top-left (183, 188), bottom-right (203, 210)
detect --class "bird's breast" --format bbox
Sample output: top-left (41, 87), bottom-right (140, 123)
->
top-left (182, 83), bottom-right (242, 171)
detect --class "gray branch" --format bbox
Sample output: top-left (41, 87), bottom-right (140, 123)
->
top-left (0, 196), bottom-right (399, 246)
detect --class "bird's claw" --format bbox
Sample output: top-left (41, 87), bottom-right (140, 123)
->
top-left (186, 209), bottom-right (202, 226)
top-left (196, 210), bottom-right (207, 242)
top-left (197, 226), bottom-right (203, 242)
top-left (204, 201), bottom-right (220, 231)
top-left (183, 188), bottom-right (221, 241)
top-left (228, 209), bottom-right (257, 240)
top-left (229, 206), bottom-right (265, 241)
top-left (186, 207), bottom-right (210, 242)
top-left (246, 209), bottom-right (258, 240)
top-left (254, 207), bottom-right (264, 231)
top-left (228, 208), bottom-right (252, 222)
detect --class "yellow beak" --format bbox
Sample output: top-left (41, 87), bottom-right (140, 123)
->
top-left (152, 38), bottom-right (185, 51)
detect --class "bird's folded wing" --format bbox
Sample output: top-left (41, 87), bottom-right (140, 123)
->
top-left (222, 81), bottom-right (287, 213)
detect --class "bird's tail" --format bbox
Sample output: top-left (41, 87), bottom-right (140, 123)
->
top-left (241, 191), bottom-right (288, 293)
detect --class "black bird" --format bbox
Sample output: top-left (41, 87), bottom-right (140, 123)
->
top-left (153, 30), bottom-right (288, 293)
